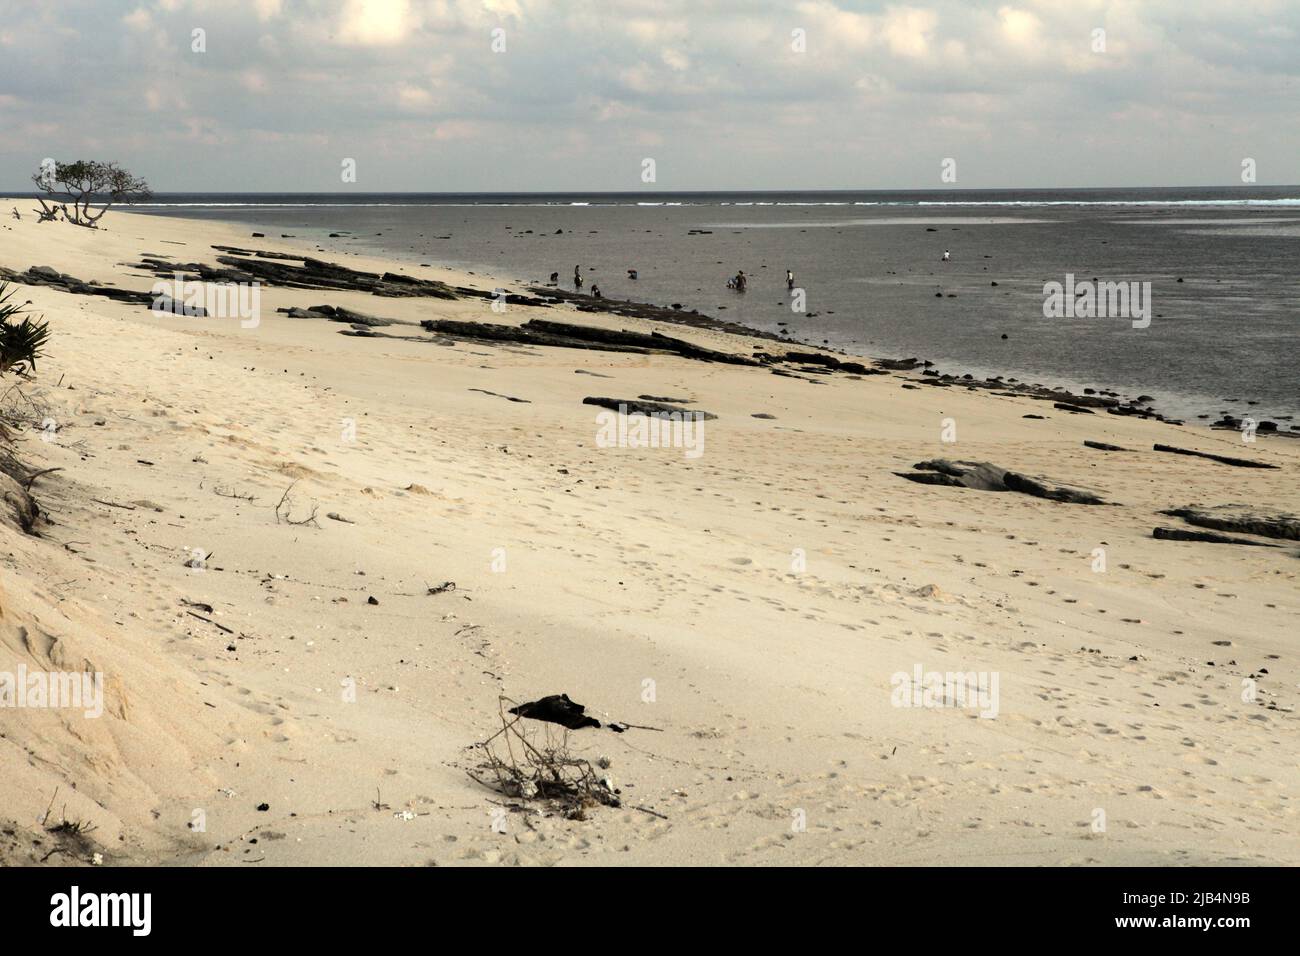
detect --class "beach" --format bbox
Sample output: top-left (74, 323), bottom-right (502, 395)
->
top-left (1, 206), bottom-right (1296, 866)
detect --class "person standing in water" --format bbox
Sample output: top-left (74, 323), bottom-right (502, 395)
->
top-left (942, 250), bottom-right (951, 262)
top-left (574, 265), bottom-right (583, 288)
top-left (786, 269), bottom-right (794, 291)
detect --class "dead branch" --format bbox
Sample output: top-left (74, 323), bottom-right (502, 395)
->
top-left (214, 485), bottom-right (257, 502)
top-left (272, 480), bottom-right (320, 528)
top-left (23, 466), bottom-right (63, 490)
top-left (468, 696), bottom-right (621, 819)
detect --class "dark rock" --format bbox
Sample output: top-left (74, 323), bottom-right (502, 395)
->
top-left (583, 397), bottom-right (716, 420)
top-left (1159, 504), bottom-right (1300, 541)
top-left (134, 246), bottom-right (465, 300)
top-left (275, 305), bottom-right (394, 326)
top-left (896, 460), bottom-right (1109, 505)
top-left (152, 295), bottom-right (209, 317)
top-left (1083, 441), bottom-right (1127, 451)
top-left (874, 357), bottom-right (925, 371)
top-left (1153, 444), bottom-right (1278, 469)
top-left (1152, 526), bottom-right (1277, 547)
top-left (0, 264), bottom-right (158, 307)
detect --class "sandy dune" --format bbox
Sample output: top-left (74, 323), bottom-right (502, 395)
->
top-left (0, 206), bottom-right (1295, 866)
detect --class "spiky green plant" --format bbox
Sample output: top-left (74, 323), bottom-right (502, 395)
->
top-left (0, 283), bottom-right (51, 375)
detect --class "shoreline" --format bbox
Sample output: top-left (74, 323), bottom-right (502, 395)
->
top-left (125, 203), bottom-right (1298, 431)
top-left (0, 205), bottom-right (1296, 866)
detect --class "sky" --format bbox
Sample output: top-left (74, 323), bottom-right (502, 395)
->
top-left (1, 0), bottom-right (1297, 192)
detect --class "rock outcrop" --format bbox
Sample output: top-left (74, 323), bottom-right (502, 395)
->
top-left (895, 460), bottom-right (1110, 505)
top-left (1153, 444), bottom-right (1278, 469)
top-left (1152, 526), bottom-right (1278, 547)
top-left (1159, 504), bottom-right (1300, 541)
top-left (583, 397), bottom-right (717, 420)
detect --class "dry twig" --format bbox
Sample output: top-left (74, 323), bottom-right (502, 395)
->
top-left (468, 696), bottom-right (621, 819)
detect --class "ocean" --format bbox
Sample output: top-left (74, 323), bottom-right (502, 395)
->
top-left (131, 188), bottom-right (1300, 426)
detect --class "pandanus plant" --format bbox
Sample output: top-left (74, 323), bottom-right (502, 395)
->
top-left (0, 283), bottom-right (51, 376)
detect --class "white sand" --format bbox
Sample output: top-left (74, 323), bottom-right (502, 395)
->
top-left (1, 206), bottom-right (1295, 866)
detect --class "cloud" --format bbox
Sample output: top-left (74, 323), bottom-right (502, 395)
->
top-left (0, 0), bottom-right (1295, 190)
top-left (336, 0), bottom-right (414, 46)
top-left (881, 6), bottom-right (938, 58)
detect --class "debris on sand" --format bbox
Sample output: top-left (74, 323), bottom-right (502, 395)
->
top-left (468, 387), bottom-right (531, 404)
top-left (509, 693), bottom-right (601, 730)
top-left (469, 698), bottom-right (620, 819)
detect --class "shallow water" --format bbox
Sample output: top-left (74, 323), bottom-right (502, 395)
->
top-left (133, 188), bottom-right (1300, 425)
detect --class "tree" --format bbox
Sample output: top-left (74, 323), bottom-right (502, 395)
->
top-left (31, 160), bottom-right (152, 227)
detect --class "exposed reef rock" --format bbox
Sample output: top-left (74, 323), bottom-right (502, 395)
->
top-left (1159, 504), bottom-right (1300, 541)
top-left (582, 397), bottom-right (717, 420)
top-left (1153, 444), bottom-right (1278, 469)
top-left (895, 460), bottom-right (1110, 505)
top-left (1152, 526), bottom-right (1279, 547)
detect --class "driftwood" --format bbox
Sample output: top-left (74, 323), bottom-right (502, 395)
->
top-left (186, 610), bottom-right (235, 632)
top-left (22, 466), bottom-right (63, 490)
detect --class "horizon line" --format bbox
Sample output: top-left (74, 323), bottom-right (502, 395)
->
top-left (5, 184), bottom-right (1300, 196)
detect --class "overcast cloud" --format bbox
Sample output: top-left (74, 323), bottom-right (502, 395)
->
top-left (1, 0), bottom-right (1297, 191)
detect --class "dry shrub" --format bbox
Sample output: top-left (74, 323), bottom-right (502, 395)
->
top-left (469, 697), bottom-right (619, 819)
